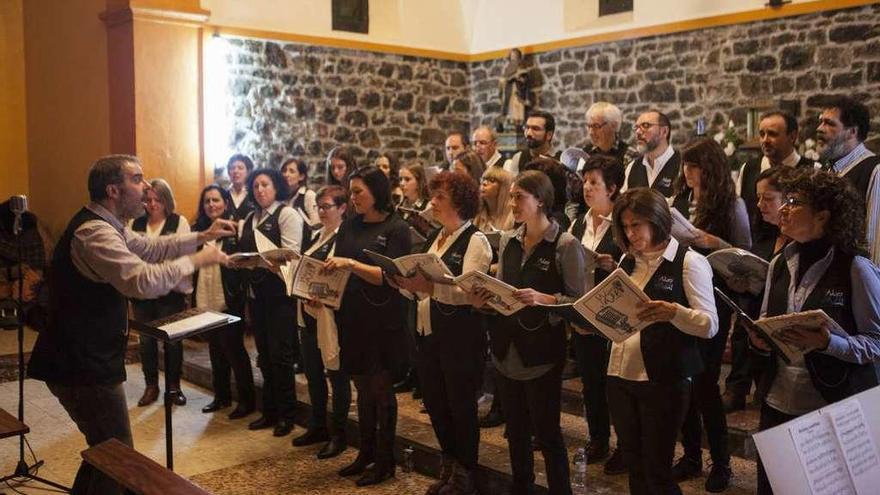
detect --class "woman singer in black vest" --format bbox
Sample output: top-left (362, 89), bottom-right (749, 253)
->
top-left (227, 154), bottom-right (256, 221)
top-left (723, 166), bottom-right (796, 414)
top-left (130, 178), bottom-right (190, 407)
top-left (751, 169), bottom-right (880, 495)
top-left (393, 171), bottom-right (492, 494)
top-left (567, 155), bottom-right (624, 469)
top-left (323, 165), bottom-right (412, 486)
top-left (192, 185), bottom-right (255, 419)
top-left (236, 168), bottom-right (303, 437)
top-left (281, 157), bottom-right (320, 226)
top-left (292, 185), bottom-right (352, 460)
top-left (470, 170), bottom-right (586, 495)
top-left (607, 188), bottom-right (718, 495)
top-left (668, 138), bottom-right (750, 491)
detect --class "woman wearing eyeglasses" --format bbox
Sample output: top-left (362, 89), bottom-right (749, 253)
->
top-left (668, 138), bottom-right (751, 492)
top-left (752, 169), bottom-right (880, 495)
top-left (475, 167), bottom-right (515, 234)
top-left (292, 185), bottom-right (352, 460)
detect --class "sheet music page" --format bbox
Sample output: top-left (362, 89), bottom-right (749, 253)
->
top-left (826, 399), bottom-right (880, 495)
top-left (395, 253), bottom-right (453, 282)
top-left (571, 268), bottom-right (651, 343)
top-left (669, 208), bottom-right (700, 245)
top-left (789, 414), bottom-right (856, 495)
top-left (756, 310), bottom-right (848, 364)
top-left (454, 271), bottom-right (524, 316)
top-left (158, 311), bottom-right (232, 338)
top-left (706, 247), bottom-right (770, 296)
top-left (291, 255), bottom-right (351, 310)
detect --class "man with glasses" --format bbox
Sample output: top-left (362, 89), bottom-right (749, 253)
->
top-left (621, 110), bottom-right (680, 197)
top-left (504, 110), bottom-right (558, 176)
top-left (583, 102), bottom-right (635, 173)
top-left (472, 126), bottom-right (504, 168)
top-left (27, 155), bottom-right (234, 495)
top-left (816, 96), bottom-right (880, 265)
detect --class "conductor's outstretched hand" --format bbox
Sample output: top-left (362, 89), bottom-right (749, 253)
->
top-left (198, 218), bottom-right (238, 243)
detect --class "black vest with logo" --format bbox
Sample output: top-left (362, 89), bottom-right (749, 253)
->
top-left (763, 247), bottom-right (878, 403)
top-left (192, 222), bottom-right (246, 313)
top-left (490, 230), bottom-right (566, 367)
top-left (28, 208), bottom-right (129, 385)
top-left (570, 212), bottom-right (621, 284)
top-left (239, 206), bottom-right (287, 296)
top-left (425, 225), bottom-right (484, 351)
top-left (230, 192), bottom-right (256, 222)
top-left (619, 244), bottom-right (704, 382)
top-left (838, 155), bottom-right (880, 202)
top-left (627, 149), bottom-right (681, 198)
top-left (131, 214), bottom-right (185, 307)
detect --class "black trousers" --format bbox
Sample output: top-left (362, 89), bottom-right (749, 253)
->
top-left (251, 290), bottom-right (298, 421)
top-left (207, 311), bottom-right (254, 406)
top-left (756, 402), bottom-right (797, 495)
top-left (132, 292), bottom-right (185, 386)
top-left (680, 307), bottom-right (731, 466)
top-left (300, 315), bottom-right (351, 433)
top-left (497, 361), bottom-right (571, 495)
top-left (572, 333), bottom-right (611, 444)
top-left (418, 332), bottom-right (483, 469)
top-left (607, 376), bottom-right (690, 495)
top-left (47, 382), bottom-right (132, 495)
top-left (352, 371), bottom-right (397, 467)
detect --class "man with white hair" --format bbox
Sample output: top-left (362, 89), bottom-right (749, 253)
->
top-left (472, 126), bottom-right (504, 168)
top-left (584, 101), bottom-right (636, 172)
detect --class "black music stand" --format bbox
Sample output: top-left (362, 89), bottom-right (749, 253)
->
top-left (129, 309), bottom-right (240, 470)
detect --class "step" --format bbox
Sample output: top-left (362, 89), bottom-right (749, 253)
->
top-left (171, 338), bottom-right (757, 494)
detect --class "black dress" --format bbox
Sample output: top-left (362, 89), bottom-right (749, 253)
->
top-left (334, 213), bottom-right (412, 375)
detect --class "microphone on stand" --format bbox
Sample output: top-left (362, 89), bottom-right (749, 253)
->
top-left (10, 195), bottom-right (27, 236)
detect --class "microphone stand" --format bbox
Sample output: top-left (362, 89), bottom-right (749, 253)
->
top-left (0, 209), bottom-right (69, 492)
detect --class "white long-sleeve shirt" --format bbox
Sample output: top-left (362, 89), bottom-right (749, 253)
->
top-left (607, 238), bottom-right (718, 381)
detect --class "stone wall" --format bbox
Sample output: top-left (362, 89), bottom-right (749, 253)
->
top-left (469, 3), bottom-right (880, 150)
top-left (226, 40), bottom-right (470, 176)
top-left (227, 3), bottom-right (880, 180)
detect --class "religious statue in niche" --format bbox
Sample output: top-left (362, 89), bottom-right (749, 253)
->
top-left (498, 48), bottom-right (532, 129)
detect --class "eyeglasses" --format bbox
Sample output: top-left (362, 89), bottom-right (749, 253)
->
top-left (781, 196), bottom-right (808, 209)
top-left (316, 203), bottom-right (338, 212)
top-left (632, 122), bottom-right (660, 132)
top-left (586, 122), bottom-right (607, 131)
top-left (480, 178), bottom-right (499, 185)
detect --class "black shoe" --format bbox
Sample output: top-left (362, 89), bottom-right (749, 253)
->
top-left (338, 453), bottom-right (373, 476)
top-left (228, 402), bottom-right (255, 420)
top-left (317, 436), bottom-right (347, 459)
top-left (293, 362), bottom-right (304, 374)
top-left (248, 416), bottom-right (277, 430)
top-left (292, 428), bottom-right (329, 447)
top-left (393, 370), bottom-right (415, 394)
top-left (479, 409), bottom-right (504, 428)
top-left (722, 390), bottom-right (746, 413)
top-left (585, 440), bottom-right (610, 464)
top-left (201, 399), bottom-right (231, 413)
top-left (168, 389), bottom-right (187, 406)
top-left (355, 464), bottom-right (394, 486)
top-left (603, 449), bottom-right (628, 475)
top-left (705, 464), bottom-right (732, 493)
top-left (412, 387), bottom-right (423, 400)
top-left (273, 420), bottom-right (294, 437)
top-left (671, 456), bottom-right (703, 482)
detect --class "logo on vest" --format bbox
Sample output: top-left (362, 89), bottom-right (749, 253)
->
top-left (535, 257), bottom-right (551, 271)
top-left (822, 288), bottom-right (846, 307)
top-left (374, 235), bottom-right (388, 249)
top-left (654, 275), bottom-right (675, 292)
top-left (448, 252), bottom-right (463, 267)
top-left (658, 177), bottom-right (672, 188)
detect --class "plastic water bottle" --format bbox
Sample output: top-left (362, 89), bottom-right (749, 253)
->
top-left (571, 448), bottom-right (587, 493)
top-left (402, 445), bottom-right (415, 474)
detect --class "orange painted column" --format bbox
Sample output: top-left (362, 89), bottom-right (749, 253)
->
top-left (102, 0), bottom-right (210, 223)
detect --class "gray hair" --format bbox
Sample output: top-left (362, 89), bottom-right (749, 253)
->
top-left (149, 178), bottom-right (176, 216)
top-left (472, 125), bottom-right (497, 142)
top-left (586, 102), bottom-right (623, 133)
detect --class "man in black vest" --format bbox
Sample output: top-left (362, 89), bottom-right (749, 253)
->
top-left (817, 96), bottom-right (880, 265)
top-left (724, 111), bottom-right (816, 412)
top-left (27, 155), bottom-right (235, 495)
top-left (621, 110), bottom-right (680, 198)
top-left (472, 126), bottom-right (504, 168)
top-left (504, 110), bottom-right (558, 176)
top-left (583, 101), bottom-right (635, 172)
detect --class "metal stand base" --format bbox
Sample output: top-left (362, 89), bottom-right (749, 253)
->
top-left (0, 459), bottom-right (70, 492)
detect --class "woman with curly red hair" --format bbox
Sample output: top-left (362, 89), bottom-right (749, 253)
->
top-left (393, 171), bottom-right (492, 494)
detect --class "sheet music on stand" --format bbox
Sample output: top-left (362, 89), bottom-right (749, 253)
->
top-left (130, 308), bottom-right (240, 342)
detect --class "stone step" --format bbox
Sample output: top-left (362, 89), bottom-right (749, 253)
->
top-left (173, 338), bottom-right (758, 494)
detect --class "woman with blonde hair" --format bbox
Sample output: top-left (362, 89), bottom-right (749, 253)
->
top-left (474, 167), bottom-right (514, 233)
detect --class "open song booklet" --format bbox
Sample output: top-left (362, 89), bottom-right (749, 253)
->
top-left (714, 288), bottom-right (847, 365)
top-left (364, 250), bottom-right (454, 284)
top-left (706, 247), bottom-right (770, 296)
top-left (754, 388), bottom-right (880, 495)
top-left (669, 207), bottom-right (702, 246)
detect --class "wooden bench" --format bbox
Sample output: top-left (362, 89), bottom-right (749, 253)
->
top-left (0, 408), bottom-right (28, 439)
top-left (81, 438), bottom-right (211, 495)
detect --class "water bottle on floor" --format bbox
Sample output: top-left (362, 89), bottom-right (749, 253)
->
top-left (571, 447), bottom-right (587, 494)
top-left (402, 445), bottom-right (415, 474)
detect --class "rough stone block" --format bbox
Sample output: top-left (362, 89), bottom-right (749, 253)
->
top-left (831, 71), bottom-right (863, 88)
top-left (780, 46), bottom-right (813, 70)
top-left (337, 89), bottom-right (357, 106)
top-left (747, 55), bottom-right (777, 73)
top-left (733, 40), bottom-right (759, 56)
top-left (639, 82), bottom-right (676, 103)
top-left (830, 24), bottom-right (879, 43)
top-left (392, 94), bottom-right (414, 111)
